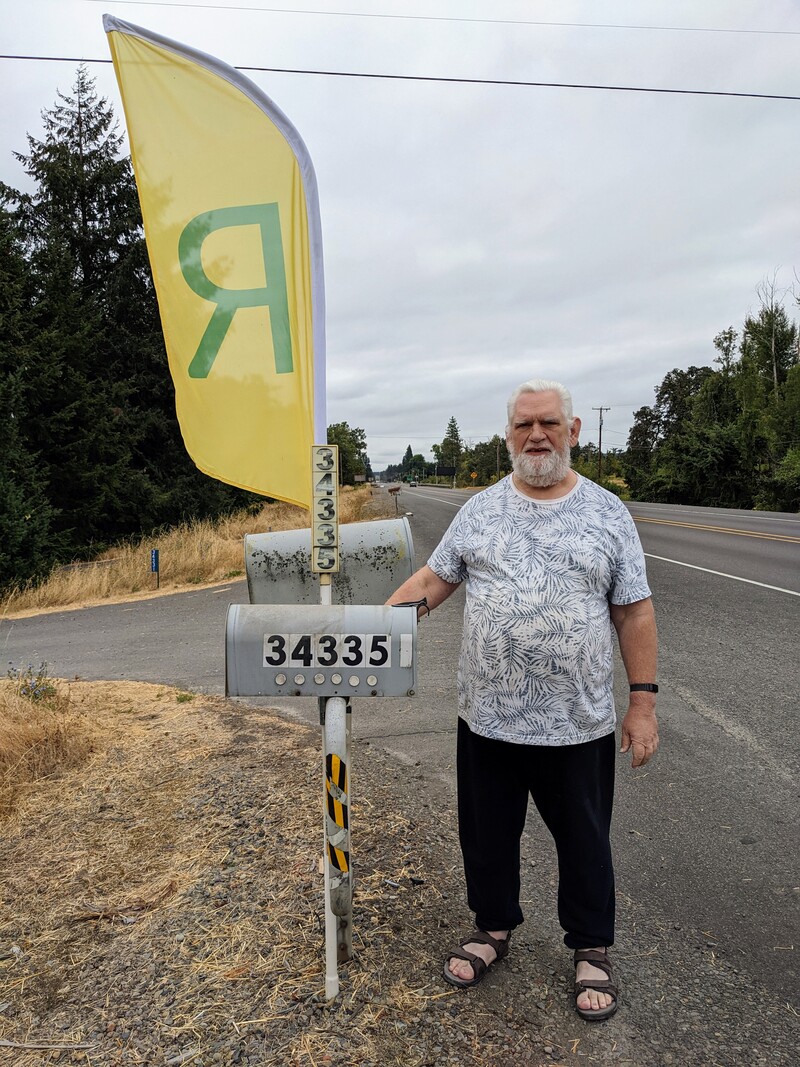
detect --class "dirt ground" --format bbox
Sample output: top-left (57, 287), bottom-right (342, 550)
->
top-left (1, 680), bottom-right (555, 1067)
top-left (2, 680), bottom-right (793, 1067)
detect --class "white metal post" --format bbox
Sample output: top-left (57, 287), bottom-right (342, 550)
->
top-left (321, 691), bottom-right (351, 999)
top-left (311, 444), bottom-right (350, 999)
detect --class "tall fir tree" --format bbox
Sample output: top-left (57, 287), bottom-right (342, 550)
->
top-left (0, 196), bottom-right (58, 586)
top-left (8, 68), bottom-right (160, 550)
top-left (1, 68), bottom-right (255, 583)
top-left (440, 416), bottom-right (463, 468)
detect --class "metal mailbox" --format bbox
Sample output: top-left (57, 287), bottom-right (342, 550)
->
top-left (244, 517), bottom-right (414, 606)
top-left (226, 603), bottom-right (417, 698)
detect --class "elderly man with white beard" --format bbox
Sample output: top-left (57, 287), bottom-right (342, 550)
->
top-left (387, 378), bottom-right (659, 1021)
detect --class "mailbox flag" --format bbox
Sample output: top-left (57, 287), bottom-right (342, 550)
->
top-left (104, 16), bottom-right (325, 508)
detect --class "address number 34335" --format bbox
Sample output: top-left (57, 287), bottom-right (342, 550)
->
top-left (263, 633), bottom-right (391, 669)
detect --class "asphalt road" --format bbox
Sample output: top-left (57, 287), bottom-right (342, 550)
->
top-left (2, 484), bottom-right (798, 1062)
top-left (395, 487), bottom-right (800, 995)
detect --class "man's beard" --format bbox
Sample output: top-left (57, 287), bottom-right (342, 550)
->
top-left (509, 439), bottom-right (572, 488)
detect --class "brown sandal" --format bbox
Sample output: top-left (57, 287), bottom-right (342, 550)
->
top-left (443, 930), bottom-right (511, 988)
top-left (573, 947), bottom-right (619, 1021)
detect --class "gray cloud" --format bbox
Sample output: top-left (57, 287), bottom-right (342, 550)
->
top-left (2, 1), bottom-right (797, 467)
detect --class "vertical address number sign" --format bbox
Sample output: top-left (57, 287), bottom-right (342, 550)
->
top-left (311, 445), bottom-right (340, 573)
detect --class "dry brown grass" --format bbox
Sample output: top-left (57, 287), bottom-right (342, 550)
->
top-left (1, 486), bottom-right (392, 618)
top-left (0, 681), bottom-right (483, 1067)
top-left (0, 678), bottom-right (94, 819)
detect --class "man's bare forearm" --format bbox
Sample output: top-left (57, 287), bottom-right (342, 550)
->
top-left (610, 597), bottom-right (658, 685)
top-left (611, 597), bottom-right (659, 766)
top-left (386, 565), bottom-right (460, 613)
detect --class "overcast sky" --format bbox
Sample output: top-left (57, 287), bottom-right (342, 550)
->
top-left (3, 0), bottom-right (799, 468)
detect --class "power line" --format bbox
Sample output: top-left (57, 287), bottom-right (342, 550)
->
top-left (83, 1), bottom-right (800, 38)
top-left (1, 54), bottom-right (798, 101)
top-left (238, 69), bottom-right (799, 102)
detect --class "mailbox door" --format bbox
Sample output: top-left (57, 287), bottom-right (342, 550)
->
top-left (226, 603), bottom-right (417, 698)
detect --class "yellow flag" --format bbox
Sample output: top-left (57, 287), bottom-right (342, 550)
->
top-left (104, 16), bottom-right (325, 508)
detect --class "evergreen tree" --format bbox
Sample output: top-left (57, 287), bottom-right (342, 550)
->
top-left (401, 445), bottom-right (413, 476)
top-left (774, 364), bottom-right (800, 451)
top-left (440, 417), bottom-right (462, 469)
top-left (1, 68), bottom-right (255, 583)
top-left (0, 197), bottom-right (57, 585)
top-left (6, 68), bottom-right (159, 551)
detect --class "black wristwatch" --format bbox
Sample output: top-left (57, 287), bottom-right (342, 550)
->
top-left (629, 683), bottom-right (658, 693)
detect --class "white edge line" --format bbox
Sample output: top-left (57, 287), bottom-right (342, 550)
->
top-left (645, 553), bottom-right (800, 597)
top-left (416, 495), bottom-right (463, 508)
top-left (415, 498), bottom-right (799, 593)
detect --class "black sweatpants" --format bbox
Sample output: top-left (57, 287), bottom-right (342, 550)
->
top-left (456, 718), bottom-right (616, 949)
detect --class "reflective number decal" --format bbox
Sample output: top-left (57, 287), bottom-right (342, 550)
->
top-left (313, 447), bottom-right (335, 471)
top-left (315, 498), bottom-right (336, 520)
top-left (341, 634), bottom-right (362, 666)
top-left (311, 446), bottom-right (339, 571)
top-left (368, 634), bottom-right (390, 666)
top-left (311, 445), bottom-right (340, 573)
top-left (264, 634), bottom-right (287, 666)
top-left (263, 634), bottom-right (392, 669)
top-left (290, 634), bottom-right (313, 667)
top-left (314, 522), bottom-right (336, 546)
top-left (312, 546), bottom-right (338, 571)
top-left (317, 634), bottom-right (337, 666)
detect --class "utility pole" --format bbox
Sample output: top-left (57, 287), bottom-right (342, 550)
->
top-left (592, 406), bottom-right (611, 481)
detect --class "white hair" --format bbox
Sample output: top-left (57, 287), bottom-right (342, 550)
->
top-left (505, 378), bottom-right (574, 430)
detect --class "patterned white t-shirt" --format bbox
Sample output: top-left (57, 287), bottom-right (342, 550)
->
top-left (427, 474), bottom-right (651, 746)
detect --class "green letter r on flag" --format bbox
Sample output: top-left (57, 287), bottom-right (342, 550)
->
top-left (179, 204), bottom-right (293, 378)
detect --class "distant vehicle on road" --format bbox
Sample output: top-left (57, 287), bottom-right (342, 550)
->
top-left (409, 480), bottom-right (418, 487)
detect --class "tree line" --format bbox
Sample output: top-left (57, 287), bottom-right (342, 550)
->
top-left (0, 71), bottom-right (373, 591)
top-left (384, 283), bottom-right (799, 512)
top-left (382, 416), bottom-right (511, 486)
top-left (383, 411), bottom-right (630, 489)
top-left (623, 281), bottom-right (799, 510)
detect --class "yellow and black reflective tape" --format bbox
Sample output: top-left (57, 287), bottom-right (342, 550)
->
top-left (326, 752), bottom-right (348, 793)
top-left (326, 787), bottom-right (349, 830)
top-left (325, 753), bottom-right (349, 867)
top-left (327, 841), bottom-right (349, 872)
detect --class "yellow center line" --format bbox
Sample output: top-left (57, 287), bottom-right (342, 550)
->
top-left (632, 516), bottom-right (800, 544)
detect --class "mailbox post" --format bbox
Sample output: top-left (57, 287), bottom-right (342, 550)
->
top-left (226, 602), bottom-right (417, 995)
top-left (226, 453), bottom-right (417, 999)
top-left (309, 444), bottom-right (349, 989)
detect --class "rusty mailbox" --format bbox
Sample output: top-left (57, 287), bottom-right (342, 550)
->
top-left (244, 516), bottom-right (415, 606)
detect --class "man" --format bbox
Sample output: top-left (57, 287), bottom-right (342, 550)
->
top-left (387, 378), bottom-right (658, 1021)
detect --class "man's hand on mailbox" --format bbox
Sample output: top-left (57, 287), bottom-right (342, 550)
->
top-left (391, 597), bottom-right (430, 618)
